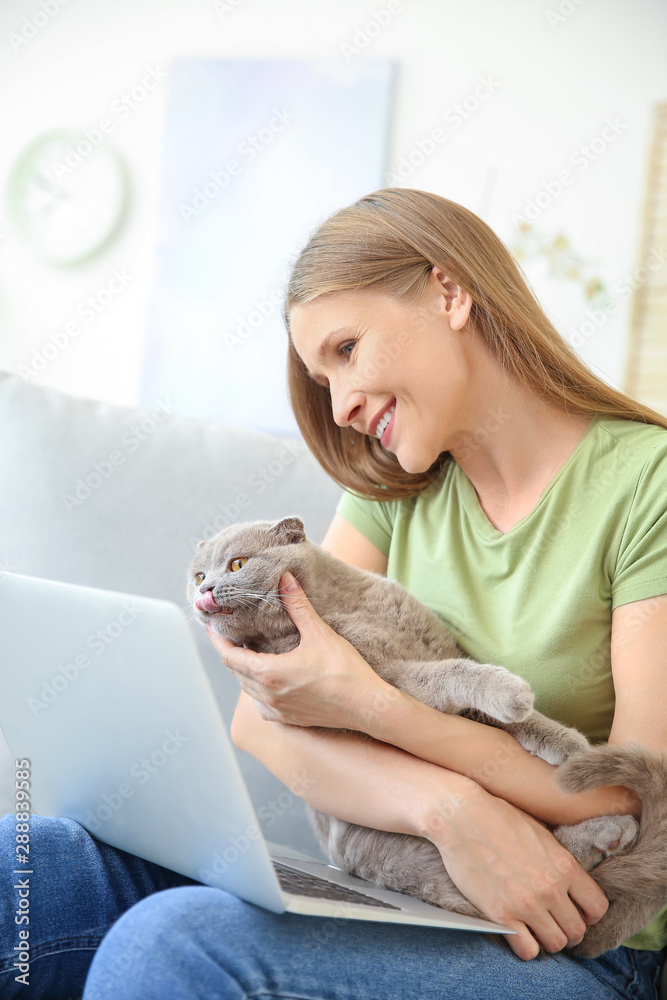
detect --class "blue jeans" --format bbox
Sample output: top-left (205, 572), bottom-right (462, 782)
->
top-left (1, 816), bottom-right (665, 1000)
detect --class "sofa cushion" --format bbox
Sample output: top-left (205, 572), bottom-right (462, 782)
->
top-left (0, 371), bottom-right (343, 856)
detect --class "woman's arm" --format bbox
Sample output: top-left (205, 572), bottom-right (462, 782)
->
top-left (607, 593), bottom-right (667, 755)
top-left (232, 685), bottom-right (639, 828)
top-left (226, 601), bottom-right (640, 827)
top-left (231, 689), bottom-right (472, 834)
top-left (232, 690), bottom-right (609, 961)
top-left (362, 591), bottom-right (665, 822)
top-left (356, 684), bottom-right (641, 823)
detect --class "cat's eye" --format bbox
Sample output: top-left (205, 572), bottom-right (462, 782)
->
top-left (230, 557), bottom-right (248, 572)
top-left (194, 572), bottom-right (205, 585)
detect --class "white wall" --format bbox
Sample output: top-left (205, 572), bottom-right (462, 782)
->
top-left (1, 0), bottom-right (666, 412)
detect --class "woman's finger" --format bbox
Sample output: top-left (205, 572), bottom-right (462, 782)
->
top-left (277, 571), bottom-right (328, 636)
top-left (558, 864), bottom-right (609, 931)
top-left (208, 647), bottom-right (274, 704)
top-left (204, 623), bottom-right (269, 681)
top-left (500, 922), bottom-right (541, 961)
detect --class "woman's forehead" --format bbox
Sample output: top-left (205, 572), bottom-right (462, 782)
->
top-left (289, 298), bottom-right (356, 350)
top-left (289, 290), bottom-right (395, 336)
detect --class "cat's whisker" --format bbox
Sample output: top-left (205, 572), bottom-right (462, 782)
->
top-left (255, 594), bottom-right (285, 617)
top-left (236, 589), bottom-right (284, 613)
top-left (235, 593), bottom-right (258, 605)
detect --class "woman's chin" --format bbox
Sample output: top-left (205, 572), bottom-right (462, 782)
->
top-left (394, 448), bottom-right (435, 476)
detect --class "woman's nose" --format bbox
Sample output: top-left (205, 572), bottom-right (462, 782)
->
top-left (331, 386), bottom-right (363, 428)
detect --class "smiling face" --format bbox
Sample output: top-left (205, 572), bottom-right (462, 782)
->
top-left (288, 268), bottom-right (476, 475)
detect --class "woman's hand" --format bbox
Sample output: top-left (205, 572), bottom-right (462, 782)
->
top-left (204, 571), bottom-right (393, 729)
top-left (423, 783), bottom-right (610, 961)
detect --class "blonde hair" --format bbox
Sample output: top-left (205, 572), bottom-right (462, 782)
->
top-left (284, 188), bottom-right (667, 501)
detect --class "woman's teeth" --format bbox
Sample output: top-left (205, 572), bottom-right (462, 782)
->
top-left (375, 403), bottom-right (396, 439)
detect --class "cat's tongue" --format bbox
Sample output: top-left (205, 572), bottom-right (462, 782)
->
top-left (195, 592), bottom-right (233, 615)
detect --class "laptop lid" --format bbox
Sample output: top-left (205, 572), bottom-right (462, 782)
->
top-left (0, 571), bottom-right (286, 912)
top-left (0, 571), bottom-right (513, 936)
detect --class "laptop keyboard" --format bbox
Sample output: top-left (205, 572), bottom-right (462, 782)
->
top-left (272, 861), bottom-right (402, 910)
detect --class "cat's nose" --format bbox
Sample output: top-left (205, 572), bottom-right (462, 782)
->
top-left (199, 581), bottom-right (215, 593)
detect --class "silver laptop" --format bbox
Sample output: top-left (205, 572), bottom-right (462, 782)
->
top-left (0, 571), bottom-right (513, 935)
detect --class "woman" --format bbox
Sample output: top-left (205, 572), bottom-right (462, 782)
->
top-left (4, 188), bottom-right (666, 999)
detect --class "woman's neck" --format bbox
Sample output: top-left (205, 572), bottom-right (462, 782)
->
top-left (448, 369), bottom-right (593, 528)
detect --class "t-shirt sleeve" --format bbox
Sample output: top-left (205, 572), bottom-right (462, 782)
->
top-left (335, 489), bottom-right (396, 558)
top-left (611, 443), bottom-right (667, 610)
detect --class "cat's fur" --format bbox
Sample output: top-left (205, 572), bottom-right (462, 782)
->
top-left (186, 516), bottom-right (667, 957)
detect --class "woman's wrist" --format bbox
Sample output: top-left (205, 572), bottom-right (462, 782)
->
top-left (412, 772), bottom-right (490, 848)
top-left (348, 674), bottom-right (407, 736)
top-left (554, 782), bottom-right (642, 824)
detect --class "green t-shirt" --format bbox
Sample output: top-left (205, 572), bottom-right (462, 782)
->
top-left (335, 415), bottom-right (667, 951)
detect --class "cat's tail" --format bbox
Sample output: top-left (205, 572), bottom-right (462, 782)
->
top-left (555, 742), bottom-right (667, 895)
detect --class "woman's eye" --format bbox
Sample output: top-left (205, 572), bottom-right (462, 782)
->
top-left (230, 557), bottom-right (248, 572)
top-left (194, 572), bottom-right (205, 585)
top-left (337, 341), bottom-right (356, 360)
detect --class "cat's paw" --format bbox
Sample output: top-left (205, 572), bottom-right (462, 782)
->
top-left (554, 728), bottom-right (592, 760)
top-left (481, 668), bottom-right (534, 723)
top-left (554, 815), bottom-right (639, 871)
top-left (528, 726), bottom-right (591, 766)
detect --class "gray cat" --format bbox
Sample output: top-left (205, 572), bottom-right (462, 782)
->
top-left (186, 516), bottom-right (667, 958)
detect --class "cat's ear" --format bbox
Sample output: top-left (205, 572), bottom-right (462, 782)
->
top-left (269, 517), bottom-right (306, 545)
top-left (197, 540), bottom-right (206, 549)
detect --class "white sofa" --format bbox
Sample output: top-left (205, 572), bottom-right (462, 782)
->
top-left (0, 370), bottom-right (342, 858)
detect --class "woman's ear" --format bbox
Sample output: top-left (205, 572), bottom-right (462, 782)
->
top-left (430, 267), bottom-right (473, 332)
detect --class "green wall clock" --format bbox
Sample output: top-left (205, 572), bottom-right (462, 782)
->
top-left (6, 129), bottom-right (129, 266)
